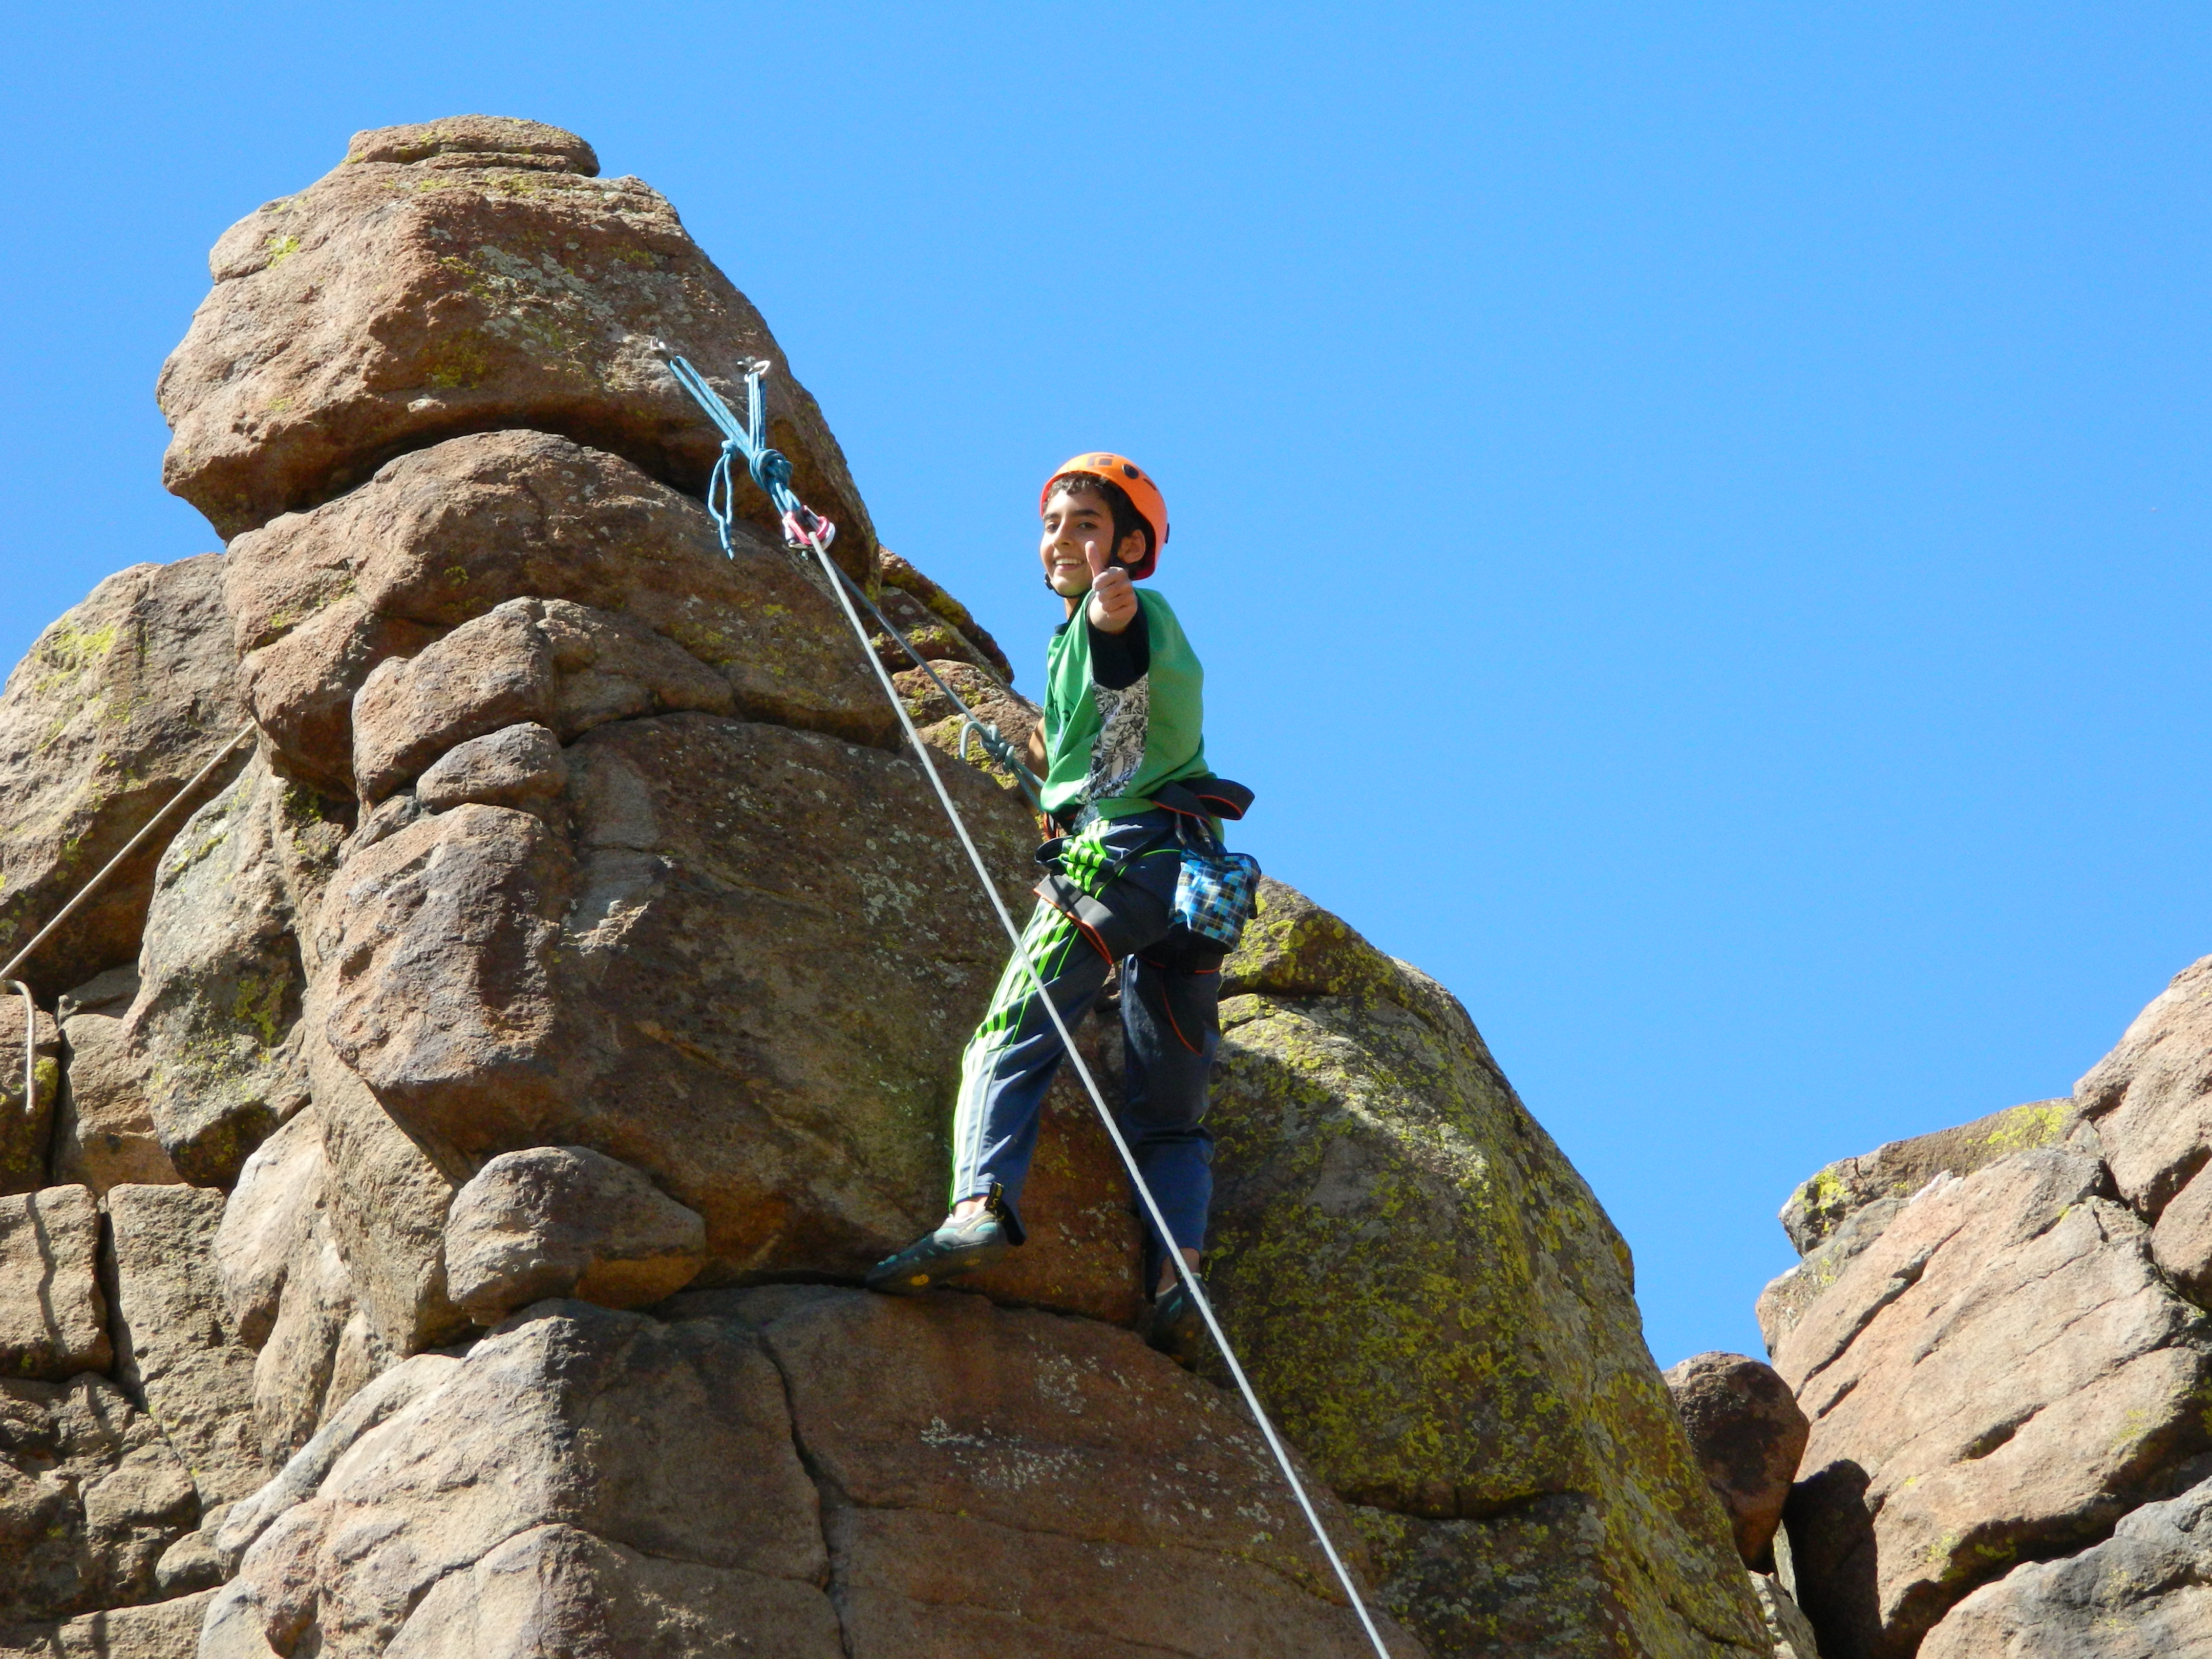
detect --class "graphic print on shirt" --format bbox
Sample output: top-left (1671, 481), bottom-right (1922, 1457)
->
top-left (1086, 678), bottom-right (1151, 804)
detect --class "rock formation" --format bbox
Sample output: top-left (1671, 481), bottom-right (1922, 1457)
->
top-left (0, 1002), bottom-right (60, 1195)
top-left (1760, 954), bottom-right (2212, 1657)
top-left (0, 1187), bottom-right (110, 1378)
top-left (0, 116), bottom-right (1771, 1659)
top-left (1666, 1354), bottom-right (1819, 1657)
top-left (1664, 1352), bottom-right (1808, 1574)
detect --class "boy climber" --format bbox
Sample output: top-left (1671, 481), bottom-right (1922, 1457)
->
top-left (865, 454), bottom-right (1254, 1360)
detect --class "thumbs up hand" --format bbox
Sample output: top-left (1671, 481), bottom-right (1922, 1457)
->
top-left (1086, 549), bottom-right (1139, 635)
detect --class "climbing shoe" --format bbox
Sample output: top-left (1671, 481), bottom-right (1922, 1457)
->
top-left (864, 1203), bottom-right (1012, 1295)
top-left (1147, 1279), bottom-right (1210, 1367)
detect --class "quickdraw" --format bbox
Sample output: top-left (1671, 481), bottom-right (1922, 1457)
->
top-left (665, 351), bottom-right (1041, 810)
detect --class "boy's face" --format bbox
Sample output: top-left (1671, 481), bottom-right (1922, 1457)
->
top-left (1039, 485), bottom-right (1140, 596)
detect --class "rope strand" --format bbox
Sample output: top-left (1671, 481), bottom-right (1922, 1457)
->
top-left (5, 981), bottom-right (33, 1121)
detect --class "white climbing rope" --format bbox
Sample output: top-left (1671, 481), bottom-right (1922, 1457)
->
top-left (796, 520), bottom-right (1397, 1658)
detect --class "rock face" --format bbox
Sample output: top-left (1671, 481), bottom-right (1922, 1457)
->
top-left (0, 999), bottom-right (60, 1196)
top-left (2076, 956), bottom-right (2212, 1208)
top-left (1758, 956), bottom-right (2212, 1659)
top-left (1776, 1150), bottom-right (2212, 1656)
top-left (349, 596), bottom-right (738, 803)
top-left (52, 969), bottom-right (179, 1195)
top-left (1663, 1352), bottom-right (1807, 1572)
top-left (1779, 1096), bottom-right (2080, 1256)
top-left (0, 555), bottom-right (246, 997)
top-left (158, 116), bottom-right (877, 570)
top-left (876, 550), bottom-right (1017, 684)
top-left (1209, 882), bottom-right (1768, 1657)
top-left (0, 1375), bottom-right (199, 1630)
top-left (1918, 1470), bottom-right (2212, 1656)
top-left (212, 1108), bottom-right (376, 1469)
top-left (126, 756), bottom-right (318, 1185)
top-left (201, 1301), bottom-right (843, 1659)
top-left (224, 429), bottom-right (892, 794)
top-left (894, 658), bottom-right (1043, 797)
top-left (1751, 1574), bottom-right (1822, 1659)
top-left (1756, 1188), bottom-right (1909, 1356)
top-left (0, 1589), bottom-right (216, 1659)
top-left (318, 714), bottom-right (1050, 1312)
top-left (441, 1146), bottom-right (707, 1323)
top-left (743, 1287), bottom-right (1412, 1657)
top-left (2077, 954), bottom-right (2212, 1302)
top-left (0, 114), bottom-right (1775, 1659)
top-left (205, 1293), bottom-right (1415, 1659)
top-left (1757, 1096), bottom-right (2089, 1353)
top-left (413, 722), bottom-right (564, 815)
top-left (105, 1186), bottom-right (267, 1507)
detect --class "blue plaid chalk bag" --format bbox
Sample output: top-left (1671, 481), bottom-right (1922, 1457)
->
top-left (1173, 847), bottom-right (1263, 947)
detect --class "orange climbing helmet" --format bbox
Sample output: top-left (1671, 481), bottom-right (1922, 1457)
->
top-left (1040, 453), bottom-right (1168, 580)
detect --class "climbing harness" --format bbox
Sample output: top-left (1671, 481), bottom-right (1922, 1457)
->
top-left (665, 355), bottom-right (1395, 1659)
top-left (0, 724), bottom-right (257, 1117)
top-left (664, 353), bottom-right (1041, 810)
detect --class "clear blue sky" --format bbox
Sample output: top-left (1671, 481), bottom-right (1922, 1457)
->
top-left (4, 5), bottom-right (2206, 1367)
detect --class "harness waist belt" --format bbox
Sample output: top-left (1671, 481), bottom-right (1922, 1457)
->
top-left (1055, 775), bottom-right (1255, 837)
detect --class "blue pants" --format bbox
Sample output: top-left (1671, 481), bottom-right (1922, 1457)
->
top-left (948, 811), bottom-right (1223, 1275)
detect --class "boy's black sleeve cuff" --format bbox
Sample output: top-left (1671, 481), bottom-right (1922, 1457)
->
top-left (1087, 605), bottom-right (1151, 689)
